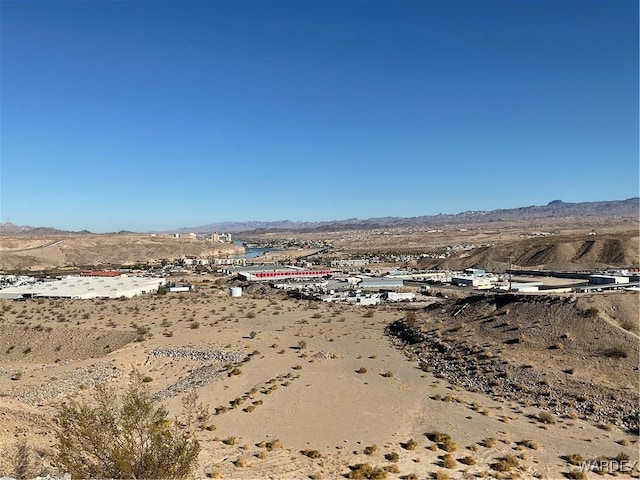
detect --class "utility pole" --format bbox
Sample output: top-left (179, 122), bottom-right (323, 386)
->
top-left (507, 256), bottom-right (512, 291)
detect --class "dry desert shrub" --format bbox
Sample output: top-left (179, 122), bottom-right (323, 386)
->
top-left (519, 439), bottom-right (540, 450)
top-left (483, 437), bottom-right (497, 448)
top-left (537, 411), bottom-right (556, 424)
top-left (459, 456), bottom-right (476, 465)
top-left (492, 455), bottom-right (520, 472)
top-left (442, 454), bottom-right (456, 468)
top-left (384, 452), bottom-right (399, 462)
top-left (55, 371), bottom-right (201, 479)
top-left (364, 445), bottom-right (378, 455)
top-left (222, 436), bottom-right (238, 445)
top-left (384, 464), bottom-right (400, 474)
top-left (566, 470), bottom-right (588, 479)
top-left (347, 463), bottom-right (387, 479)
top-left (427, 432), bottom-right (451, 443)
top-left (10, 439), bottom-right (31, 479)
top-left (435, 472), bottom-right (450, 480)
top-left (402, 439), bottom-right (418, 451)
top-left (442, 439), bottom-right (458, 452)
top-left (301, 449), bottom-right (322, 459)
top-left (266, 439), bottom-right (282, 451)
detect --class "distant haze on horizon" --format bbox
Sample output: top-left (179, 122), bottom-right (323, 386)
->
top-left (1, 1), bottom-right (638, 233)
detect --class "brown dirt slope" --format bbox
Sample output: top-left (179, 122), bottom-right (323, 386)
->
top-left (0, 234), bottom-right (242, 271)
top-left (390, 291), bottom-right (640, 431)
top-left (418, 231), bottom-right (639, 271)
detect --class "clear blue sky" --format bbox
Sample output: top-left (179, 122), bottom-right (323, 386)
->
top-left (1, 0), bottom-right (638, 232)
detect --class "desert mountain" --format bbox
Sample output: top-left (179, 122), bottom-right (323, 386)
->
top-left (176, 198), bottom-right (639, 233)
top-left (3, 198), bottom-right (637, 235)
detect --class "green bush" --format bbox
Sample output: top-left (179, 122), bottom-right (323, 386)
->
top-left (55, 371), bottom-right (203, 479)
top-left (384, 451), bottom-right (399, 462)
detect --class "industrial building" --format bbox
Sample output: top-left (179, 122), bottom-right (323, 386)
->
top-left (357, 278), bottom-right (404, 289)
top-left (0, 276), bottom-right (166, 300)
top-left (588, 275), bottom-right (630, 285)
top-left (236, 267), bottom-right (332, 281)
top-left (451, 275), bottom-right (493, 289)
top-left (383, 292), bottom-right (416, 302)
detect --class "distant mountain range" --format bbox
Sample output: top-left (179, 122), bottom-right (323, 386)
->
top-left (175, 198), bottom-right (639, 233)
top-left (0, 222), bottom-right (93, 236)
top-left (2, 198), bottom-right (637, 236)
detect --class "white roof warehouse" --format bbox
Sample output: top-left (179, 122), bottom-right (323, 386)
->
top-left (0, 276), bottom-right (167, 300)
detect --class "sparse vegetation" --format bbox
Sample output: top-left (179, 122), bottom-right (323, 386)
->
top-left (537, 411), bottom-right (556, 424)
top-left (403, 439), bottom-right (418, 450)
top-left (347, 463), bottom-right (388, 479)
top-left (11, 440), bottom-right (31, 479)
top-left (520, 439), bottom-right (540, 450)
top-left (266, 439), bottom-right (282, 451)
top-left (384, 452), bottom-right (399, 462)
top-left (301, 449), bottom-right (322, 459)
top-left (442, 454), bottom-right (456, 468)
top-left (442, 439), bottom-right (458, 452)
top-left (428, 432), bottom-right (451, 444)
top-left (566, 470), bottom-right (588, 479)
top-left (55, 371), bottom-right (202, 479)
top-left (364, 445), bottom-right (378, 455)
top-left (492, 455), bottom-right (520, 472)
top-left (483, 437), bottom-right (497, 448)
top-left (564, 453), bottom-right (584, 465)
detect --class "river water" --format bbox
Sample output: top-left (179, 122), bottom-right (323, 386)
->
top-left (232, 241), bottom-right (281, 259)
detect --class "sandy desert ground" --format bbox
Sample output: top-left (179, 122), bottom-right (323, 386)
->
top-left (0, 276), bottom-right (638, 479)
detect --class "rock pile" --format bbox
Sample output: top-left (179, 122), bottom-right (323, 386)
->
top-left (149, 347), bottom-right (243, 363)
top-left (149, 347), bottom-right (245, 400)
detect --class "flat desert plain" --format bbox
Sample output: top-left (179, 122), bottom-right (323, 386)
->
top-left (0, 279), bottom-right (638, 479)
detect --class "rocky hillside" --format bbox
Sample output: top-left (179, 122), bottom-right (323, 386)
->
top-left (418, 231), bottom-right (639, 271)
top-left (387, 292), bottom-right (639, 432)
top-left (0, 235), bottom-right (242, 271)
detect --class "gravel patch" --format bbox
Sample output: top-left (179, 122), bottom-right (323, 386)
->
top-left (150, 347), bottom-right (246, 401)
top-left (5, 362), bottom-right (121, 405)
